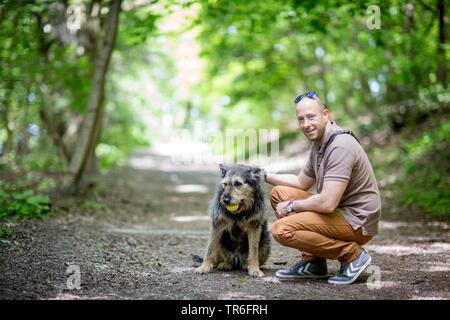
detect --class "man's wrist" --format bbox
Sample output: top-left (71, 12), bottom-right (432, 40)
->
top-left (291, 200), bottom-right (299, 213)
top-left (286, 200), bottom-right (294, 213)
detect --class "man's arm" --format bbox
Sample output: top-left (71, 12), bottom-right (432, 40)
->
top-left (275, 180), bottom-right (348, 218)
top-left (266, 172), bottom-right (315, 191)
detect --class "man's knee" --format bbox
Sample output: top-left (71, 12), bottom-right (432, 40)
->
top-left (269, 186), bottom-right (288, 209)
top-left (270, 220), bottom-right (294, 243)
top-left (270, 186), bottom-right (312, 209)
top-left (269, 187), bottom-right (279, 209)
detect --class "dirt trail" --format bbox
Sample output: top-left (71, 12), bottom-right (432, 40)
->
top-left (0, 145), bottom-right (449, 300)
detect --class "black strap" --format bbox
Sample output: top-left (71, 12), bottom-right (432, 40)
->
top-left (320, 130), bottom-right (360, 160)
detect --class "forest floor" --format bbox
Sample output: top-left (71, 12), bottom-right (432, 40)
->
top-left (0, 143), bottom-right (449, 300)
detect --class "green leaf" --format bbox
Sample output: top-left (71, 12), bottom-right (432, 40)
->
top-left (26, 195), bottom-right (50, 206)
top-left (0, 191), bottom-right (10, 199)
top-left (12, 190), bottom-right (34, 200)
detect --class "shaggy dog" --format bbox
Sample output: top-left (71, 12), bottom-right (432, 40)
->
top-left (194, 164), bottom-right (271, 277)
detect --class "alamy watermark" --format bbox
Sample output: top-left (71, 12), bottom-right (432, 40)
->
top-left (66, 5), bottom-right (82, 32)
top-left (66, 264), bottom-right (81, 290)
top-left (366, 264), bottom-right (382, 289)
top-left (367, 5), bottom-right (381, 29)
top-left (170, 121), bottom-right (280, 166)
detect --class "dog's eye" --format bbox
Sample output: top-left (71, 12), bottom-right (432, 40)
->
top-left (234, 181), bottom-right (243, 187)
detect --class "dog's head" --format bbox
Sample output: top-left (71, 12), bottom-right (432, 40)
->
top-left (217, 164), bottom-right (265, 215)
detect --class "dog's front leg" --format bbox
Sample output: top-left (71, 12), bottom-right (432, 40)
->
top-left (246, 227), bottom-right (264, 277)
top-left (195, 226), bottom-right (221, 274)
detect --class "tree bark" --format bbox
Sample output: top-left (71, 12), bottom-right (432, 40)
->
top-left (62, 0), bottom-right (122, 194)
top-left (38, 108), bottom-right (71, 166)
top-left (437, 0), bottom-right (447, 88)
top-left (0, 105), bottom-right (13, 158)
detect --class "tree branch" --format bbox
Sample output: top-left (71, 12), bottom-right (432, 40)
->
top-left (415, 0), bottom-right (437, 14)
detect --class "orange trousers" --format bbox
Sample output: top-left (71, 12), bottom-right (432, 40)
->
top-left (270, 186), bottom-right (372, 264)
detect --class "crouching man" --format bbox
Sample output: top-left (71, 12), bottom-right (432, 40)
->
top-left (266, 91), bottom-right (381, 285)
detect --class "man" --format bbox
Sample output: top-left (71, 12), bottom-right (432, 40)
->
top-left (266, 91), bottom-right (381, 285)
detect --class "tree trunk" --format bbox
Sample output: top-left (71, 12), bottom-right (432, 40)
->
top-left (38, 108), bottom-right (71, 167)
top-left (17, 80), bottom-right (33, 160)
top-left (62, 0), bottom-right (122, 194)
top-left (437, 0), bottom-right (447, 88)
top-left (0, 105), bottom-right (13, 158)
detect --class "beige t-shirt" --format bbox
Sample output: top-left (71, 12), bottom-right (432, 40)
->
top-left (302, 122), bottom-right (381, 236)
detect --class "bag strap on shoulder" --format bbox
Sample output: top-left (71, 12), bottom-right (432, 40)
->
top-left (320, 130), bottom-right (360, 160)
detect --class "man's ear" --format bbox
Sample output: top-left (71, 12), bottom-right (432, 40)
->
top-left (323, 108), bottom-right (329, 121)
top-left (219, 164), bottom-right (230, 178)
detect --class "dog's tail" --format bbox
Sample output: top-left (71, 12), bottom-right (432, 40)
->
top-left (191, 254), bottom-right (203, 267)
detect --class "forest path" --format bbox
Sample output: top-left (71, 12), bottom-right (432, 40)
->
top-left (0, 143), bottom-right (449, 300)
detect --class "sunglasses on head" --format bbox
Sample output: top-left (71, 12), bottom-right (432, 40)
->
top-left (294, 91), bottom-right (317, 104)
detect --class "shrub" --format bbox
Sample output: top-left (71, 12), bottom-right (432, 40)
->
top-left (0, 189), bottom-right (51, 219)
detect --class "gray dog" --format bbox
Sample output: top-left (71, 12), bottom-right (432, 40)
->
top-left (194, 164), bottom-right (271, 277)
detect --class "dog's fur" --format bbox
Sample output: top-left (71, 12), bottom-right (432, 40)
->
top-left (194, 164), bottom-right (271, 277)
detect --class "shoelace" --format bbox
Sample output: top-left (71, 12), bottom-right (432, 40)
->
top-left (290, 260), bottom-right (307, 272)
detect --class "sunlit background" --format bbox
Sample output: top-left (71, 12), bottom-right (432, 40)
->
top-left (0, 0), bottom-right (448, 217)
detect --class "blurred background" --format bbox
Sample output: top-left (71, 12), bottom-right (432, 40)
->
top-left (0, 0), bottom-right (448, 219)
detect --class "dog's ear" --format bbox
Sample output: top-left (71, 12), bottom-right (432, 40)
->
top-left (248, 167), bottom-right (263, 184)
top-left (219, 164), bottom-right (230, 178)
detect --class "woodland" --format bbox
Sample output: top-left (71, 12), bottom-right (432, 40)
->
top-left (0, 0), bottom-right (448, 301)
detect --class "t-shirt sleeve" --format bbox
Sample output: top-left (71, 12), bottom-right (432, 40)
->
top-left (302, 150), bottom-right (316, 179)
top-left (323, 145), bottom-right (356, 182)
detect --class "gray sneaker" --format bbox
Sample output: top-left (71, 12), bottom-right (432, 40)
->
top-left (328, 249), bottom-right (372, 285)
top-left (275, 259), bottom-right (328, 279)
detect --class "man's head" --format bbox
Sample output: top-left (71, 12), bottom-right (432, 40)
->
top-left (295, 92), bottom-right (330, 146)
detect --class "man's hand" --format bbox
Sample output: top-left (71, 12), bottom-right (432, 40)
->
top-left (275, 201), bottom-right (293, 219)
top-left (275, 181), bottom-right (349, 217)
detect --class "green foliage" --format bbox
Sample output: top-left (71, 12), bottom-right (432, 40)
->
top-left (116, 4), bottom-right (160, 48)
top-left (0, 189), bottom-right (50, 219)
top-left (80, 199), bottom-right (104, 211)
top-left (192, 0), bottom-right (446, 134)
top-left (97, 93), bottom-right (152, 168)
top-left (37, 177), bottom-right (57, 192)
top-left (95, 143), bottom-right (126, 169)
top-left (192, 0), bottom-right (449, 218)
top-left (0, 0), bottom-right (448, 219)
top-left (396, 119), bottom-right (450, 217)
top-left (0, 0), bottom-right (160, 173)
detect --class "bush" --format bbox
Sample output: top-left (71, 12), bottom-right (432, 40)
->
top-left (95, 143), bottom-right (127, 169)
top-left (0, 189), bottom-right (51, 219)
top-left (395, 118), bottom-right (450, 217)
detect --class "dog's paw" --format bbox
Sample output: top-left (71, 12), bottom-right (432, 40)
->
top-left (217, 262), bottom-right (232, 271)
top-left (248, 267), bottom-right (264, 277)
top-left (195, 264), bottom-right (212, 274)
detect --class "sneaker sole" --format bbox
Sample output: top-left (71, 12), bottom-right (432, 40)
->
top-left (327, 255), bottom-right (372, 285)
top-left (275, 271), bottom-right (330, 279)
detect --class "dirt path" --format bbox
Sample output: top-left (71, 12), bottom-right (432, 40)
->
top-left (0, 146), bottom-right (449, 300)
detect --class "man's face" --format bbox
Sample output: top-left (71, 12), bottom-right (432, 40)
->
top-left (296, 99), bottom-right (328, 145)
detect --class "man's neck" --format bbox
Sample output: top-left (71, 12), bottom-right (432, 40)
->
top-left (316, 121), bottom-right (332, 147)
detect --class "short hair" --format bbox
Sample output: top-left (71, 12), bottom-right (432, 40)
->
top-left (314, 96), bottom-right (327, 112)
